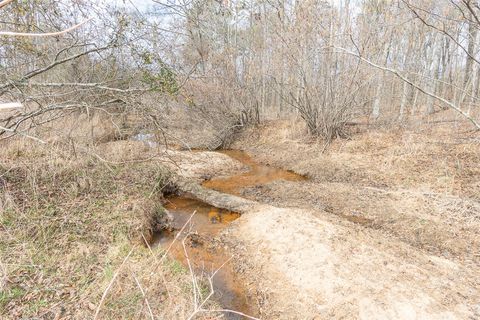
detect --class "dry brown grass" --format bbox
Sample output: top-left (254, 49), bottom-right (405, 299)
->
top-left (231, 118), bottom-right (480, 263)
top-left (2, 105), bottom-right (479, 318)
top-left (0, 138), bottom-right (224, 319)
top-left (236, 117), bottom-right (480, 197)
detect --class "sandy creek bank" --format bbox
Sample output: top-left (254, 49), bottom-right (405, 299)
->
top-left (118, 132), bottom-right (480, 319)
top-left (155, 150), bottom-right (305, 318)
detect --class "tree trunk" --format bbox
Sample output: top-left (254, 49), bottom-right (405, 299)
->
top-left (463, 18), bottom-right (477, 90)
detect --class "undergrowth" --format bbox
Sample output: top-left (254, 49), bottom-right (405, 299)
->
top-left (0, 140), bottom-right (218, 319)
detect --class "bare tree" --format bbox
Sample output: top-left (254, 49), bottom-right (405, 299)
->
top-left (2, 0), bottom-right (479, 144)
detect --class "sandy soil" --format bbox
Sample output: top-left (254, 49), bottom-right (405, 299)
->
top-left (231, 120), bottom-right (480, 264)
top-left (223, 205), bottom-right (479, 319)
top-left (207, 120), bottom-right (479, 319)
top-left (94, 139), bottom-right (247, 181)
top-left (98, 125), bottom-right (480, 319)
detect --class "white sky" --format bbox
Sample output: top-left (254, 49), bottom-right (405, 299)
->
top-left (111, 0), bottom-right (154, 11)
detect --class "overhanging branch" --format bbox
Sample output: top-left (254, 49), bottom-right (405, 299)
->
top-left (333, 46), bottom-right (480, 130)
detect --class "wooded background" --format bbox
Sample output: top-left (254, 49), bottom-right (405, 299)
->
top-left (1, 0), bottom-right (479, 144)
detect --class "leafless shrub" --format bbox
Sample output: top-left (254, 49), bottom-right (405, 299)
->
top-left (279, 64), bottom-right (368, 142)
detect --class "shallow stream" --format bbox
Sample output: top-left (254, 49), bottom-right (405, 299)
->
top-left (155, 150), bottom-right (305, 318)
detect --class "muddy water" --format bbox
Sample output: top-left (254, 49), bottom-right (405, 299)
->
top-left (156, 197), bottom-right (250, 318)
top-left (203, 150), bottom-right (306, 195)
top-left (156, 150), bottom-right (305, 318)
top-left (164, 197), bottom-right (241, 234)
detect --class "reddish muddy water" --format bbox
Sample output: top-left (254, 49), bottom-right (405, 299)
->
top-left (155, 197), bottom-right (250, 319)
top-left (203, 150), bottom-right (306, 194)
top-left (155, 150), bottom-right (305, 318)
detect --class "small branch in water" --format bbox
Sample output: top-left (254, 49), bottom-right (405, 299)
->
top-left (186, 251), bottom-right (261, 320)
top-left (183, 232), bottom-right (200, 310)
top-left (159, 210), bottom-right (197, 263)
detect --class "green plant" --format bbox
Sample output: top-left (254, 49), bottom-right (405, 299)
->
top-left (142, 62), bottom-right (179, 96)
top-left (0, 288), bottom-right (25, 311)
top-left (168, 260), bottom-right (187, 276)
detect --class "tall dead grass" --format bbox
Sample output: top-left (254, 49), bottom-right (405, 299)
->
top-left (0, 138), bottom-right (227, 319)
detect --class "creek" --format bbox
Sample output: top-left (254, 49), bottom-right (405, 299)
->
top-left (155, 150), bottom-right (305, 318)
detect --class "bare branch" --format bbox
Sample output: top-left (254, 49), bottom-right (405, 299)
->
top-left (0, 19), bottom-right (93, 37)
top-left (24, 82), bottom-right (149, 94)
top-left (0, 102), bottom-right (22, 110)
top-left (0, 44), bottom-right (113, 93)
top-left (333, 46), bottom-right (480, 130)
top-left (0, 0), bottom-right (14, 9)
top-left (400, 0), bottom-right (480, 66)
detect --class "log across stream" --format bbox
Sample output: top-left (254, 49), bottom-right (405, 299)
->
top-left (153, 150), bottom-right (306, 318)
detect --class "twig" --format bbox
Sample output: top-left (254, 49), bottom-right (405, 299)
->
top-left (186, 254), bottom-right (261, 320)
top-left (199, 309), bottom-right (261, 320)
top-left (141, 234), bottom-right (173, 303)
top-left (186, 257), bottom-right (231, 320)
top-left (0, 0), bottom-right (14, 9)
top-left (0, 261), bottom-right (7, 290)
top-left (142, 233), bottom-right (156, 261)
top-left (132, 272), bottom-right (155, 320)
top-left (0, 102), bottom-right (22, 110)
top-left (159, 210), bottom-right (197, 262)
top-left (0, 124), bottom-right (46, 144)
top-left (24, 82), bottom-right (148, 93)
top-left (93, 249), bottom-right (133, 320)
top-left (182, 232), bottom-right (200, 309)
